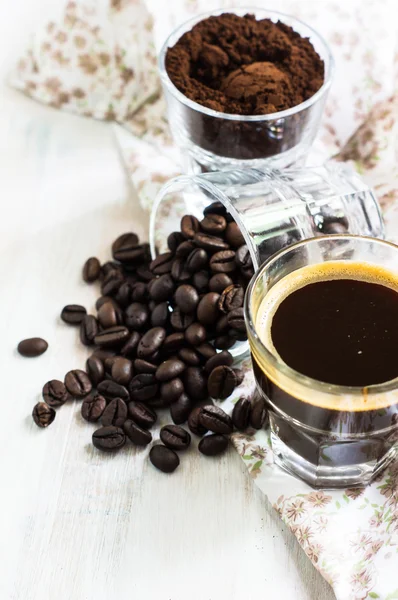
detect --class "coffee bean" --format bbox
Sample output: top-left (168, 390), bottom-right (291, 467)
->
top-left (170, 393), bottom-right (192, 424)
top-left (214, 335), bottom-right (235, 350)
top-left (178, 348), bottom-right (200, 366)
top-left (192, 270), bottom-right (209, 293)
top-left (170, 307), bottom-right (194, 331)
top-left (137, 327), bottom-right (166, 358)
top-left (175, 285), bottom-right (199, 314)
top-left (181, 214), bottom-right (200, 239)
top-left (112, 235), bottom-right (146, 264)
top-left (80, 315), bottom-right (99, 346)
top-left (135, 263), bottom-right (152, 281)
top-left (210, 250), bottom-right (236, 274)
top-left (150, 252), bottom-right (174, 275)
top-left (200, 213), bottom-right (227, 235)
top-left (90, 349), bottom-right (116, 362)
top-left (149, 445), bottom-right (179, 473)
top-left (92, 426), bottom-right (126, 452)
top-left (131, 282), bottom-right (148, 302)
top-left (134, 359), bottom-right (157, 374)
top-left (42, 380), bottom-right (69, 407)
top-left (112, 232), bottom-right (139, 256)
top-left (114, 282), bottom-right (133, 308)
top-left (198, 434), bottom-right (229, 456)
top-left (193, 232), bottom-right (229, 252)
top-left (209, 273), bottom-right (233, 294)
top-left (323, 221), bottom-right (348, 235)
top-left (199, 405), bottom-right (233, 434)
top-left (32, 402), bottom-right (55, 428)
top-left (129, 374), bottom-right (158, 402)
top-left (17, 337), bottom-right (48, 357)
top-left (61, 304), bottom-right (87, 325)
top-left (125, 302), bottom-right (149, 330)
top-left (250, 394), bottom-right (268, 430)
top-left (123, 419), bottom-right (152, 445)
top-left (203, 201), bottom-right (226, 216)
top-left (101, 398), bottom-right (128, 428)
top-left (97, 379), bottom-right (129, 402)
top-left (175, 240), bottom-right (196, 258)
top-left (232, 397), bottom-right (251, 430)
top-left (235, 245), bottom-right (253, 271)
top-left (111, 357), bottom-right (133, 385)
top-left (64, 369), bottom-right (92, 398)
top-left (160, 378), bottom-right (184, 404)
top-left (233, 368), bottom-right (245, 386)
top-left (97, 301), bottom-right (121, 329)
top-left (156, 359), bottom-right (185, 382)
top-left (146, 396), bottom-right (168, 409)
top-left (219, 285), bottom-right (244, 312)
top-left (167, 231), bottom-right (184, 252)
top-left (120, 331), bottom-right (141, 357)
top-left (81, 393), bottom-right (107, 422)
top-left (94, 325), bottom-right (129, 347)
top-left (208, 365), bottom-right (237, 399)
top-left (128, 402), bottom-right (157, 429)
top-left (83, 257), bottom-right (101, 282)
top-left (188, 407), bottom-right (208, 436)
top-left (101, 269), bottom-right (124, 296)
top-left (185, 248), bottom-right (208, 273)
top-left (183, 366), bottom-right (208, 400)
top-left (96, 295), bottom-right (113, 311)
top-left (197, 292), bottom-right (220, 326)
top-left (84, 356), bottom-right (104, 386)
top-left (171, 257), bottom-right (191, 282)
top-left (185, 323), bottom-right (206, 346)
top-left (227, 308), bottom-right (245, 332)
top-left (149, 274), bottom-right (175, 302)
top-left (160, 425), bottom-right (191, 450)
top-left (151, 302), bottom-right (169, 328)
top-left (196, 343), bottom-right (217, 360)
top-left (225, 222), bottom-right (245, 248)
top-left (216, 314), bottom-right (229, 334)
top-left (104, 356), bottom-right (118, 374)
top-left (163, 332), bottom-right (185, 353)
top-left (204, 350), bottom-right (233, 373)
top-left (101, 261), bottom-right (122, 279)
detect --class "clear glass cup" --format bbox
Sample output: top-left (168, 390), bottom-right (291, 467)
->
top-left (159, 8), bottom-right (334, 173)
top-left (245, 235), bottom-right (398, 488)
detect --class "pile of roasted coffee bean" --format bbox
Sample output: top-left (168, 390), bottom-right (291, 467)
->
top-left (29, 201), bottom-right (268, 473)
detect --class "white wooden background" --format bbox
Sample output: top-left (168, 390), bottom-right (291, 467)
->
top-left (0, 2), bottom-right (335, 598)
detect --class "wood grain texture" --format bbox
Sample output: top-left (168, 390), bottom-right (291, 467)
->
top-left (0, 2), bottom-right (335, 599)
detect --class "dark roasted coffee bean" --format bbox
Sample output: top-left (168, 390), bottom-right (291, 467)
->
top-left (203, 201), bottom-right (226, 216)
top-left (170, 307), bottom-right (194, 331)
top-left (219, 285), bottom-right (244, 312)
top-left (163, 332), bottom-right (185, 353)
top-left (199, 405), bottom-right (233, 434)
top-left (214, 335), bottom-right (235, 350)
top-left (323, 221), bottom-right (348, 234)
top-left (146, 396), bottom-right (169, 409)
top-left (185, 248), bottom-right (208, 273)
top-left (149, 445), bottom-right (179, 473)
top-left (227, 308), bottom-right (245, 332)
top-left (81, 393), bottom-right (107, 422)
top-left (112, 232), bottom-right (139, 256)
top-left (64, 369), bottom-right (92, 398)
top-left (184, 366), bottom-right (208, 400)
top-left (131, 282), bottom-right (148, 302)
top-left (175, 284), bottom-right (199, 314)
top-left (114, 282), bottom-right (133, 308)
top-left (101, 397), bottom-right (128, 427)
top-left (225, 222), bottom-right (245, 248)
top-left (61, 304), bottom-right (86, 325)
top-left (208, 365), bottom-right (237, 400)
top-left (83, 257), bottom-right (101, 282)
top-left (185, 323), bottom-right (206, 346)
top-left (210, 250), bottom-right (236, 274)
top-left (160, 378), bottom-right (184, 404)
top-left (111, 357), bottom-right (133, 385)
top-left (17, 337), bottom-right (48, 357)
top-left (234, 369), bottom-right (245, 386)
top-left (90, 349), bottom-right (116, 362)
top-left (193, 232), bottom-right (229, 252)
top-left (80, 315), bottom-right (99, 346)
top-left (204, 350), bottom-right (233, 373)
top-left (197, 292), bottom-right (220, 326)
top-left (192, 270), bottom-right (209, 293)
top-left (160, 425), bottom-right (191, 450)
top-left (104, 356), bottom-right (118, 374)
top-left (112, 234), bottom-right (146, 264)
top-left (170, 393), bottom-right (192, 424)
top-left (196, 343), bottom-right (216, 360)
top-left (209, 273), bottom-right (233, 294)
top-left (97, 301), bottom-right (121, 329)
top-left (134, 359), bottom-right (157, 374)
top-left (178, 348), bottom-right (200, 366)
top-left (96, 295), bottom-right (113, 311)
top-left (167, 231), bottom-right (184, 252)
top-left (42, 380), bottom-right (69, 407)
top-left (151, 302), bottom-right (169, 328)
top-left (181, 214), bottom-right (200, 239)
top-left (101, 261), bottom-right (122, 279)
top-left (92, 426), bottom-right (126, 452)
top-left (232, 397), bottom-right (251, 430)
top-left (188, 407), bottom-right (208, 436)
top-left (250, 394), bottom-right (268, 430)
top-left (94, 325), bottom-right (129, 347)
top-left (156, 359), bottom-right (185, 382)
top-left (97, 379), bottom-right (129, 402)
top-left (137, 327), bottom-right (166, 358)
top-left (175, 240), bottom-right (196, 258)
top-left (32, 402), bottom-right (55, 428)
top-left (129, 374), bottom-right (158, 401)
top-left (171, 257), bottom-right (191, 282)
top-left (199, 434), bottom-right (229, 456)
top-left (235, 245), bottom-right (253, 271)
top-left (120, 331), bottom-right (141, 357)
top-left (101, 269), bottom-right (124, 296)
top-left (125, 302), bottom-right (149, 330)
top-left (135, 263), bottom-right (153, 281)
top-left (123, 419), bottom-right (152, 445)
top-left (128, 402), bottom-right (157, 429)
top-left (216, 314), bottom-right (229, 334)
top-left (150, 274), bottom-right (175, 302)
top-left (200, 213), bottom-right (227, 235)
top-left (150, 252), bottom-right (174, 275)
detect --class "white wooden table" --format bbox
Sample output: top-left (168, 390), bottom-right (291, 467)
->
top-left (0, 3), bottom-right (335, 598)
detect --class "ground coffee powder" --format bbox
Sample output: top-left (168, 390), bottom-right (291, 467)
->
top-left (166, 13), bottom-right (324, 116)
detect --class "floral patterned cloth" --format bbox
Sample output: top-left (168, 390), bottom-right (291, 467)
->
top-left (10, 1), bottom-right (398, 598)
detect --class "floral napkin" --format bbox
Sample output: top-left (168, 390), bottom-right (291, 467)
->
top-left (10, 0), bottom-right (398, 598)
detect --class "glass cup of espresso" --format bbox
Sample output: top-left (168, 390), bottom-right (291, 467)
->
top-left (245, 235), bottom-right (398, 488)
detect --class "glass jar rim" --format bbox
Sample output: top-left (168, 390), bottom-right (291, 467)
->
top-left (244, 234), bottom-right (398, 409)
top-left (158, 6), bottom-right (335, 123)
